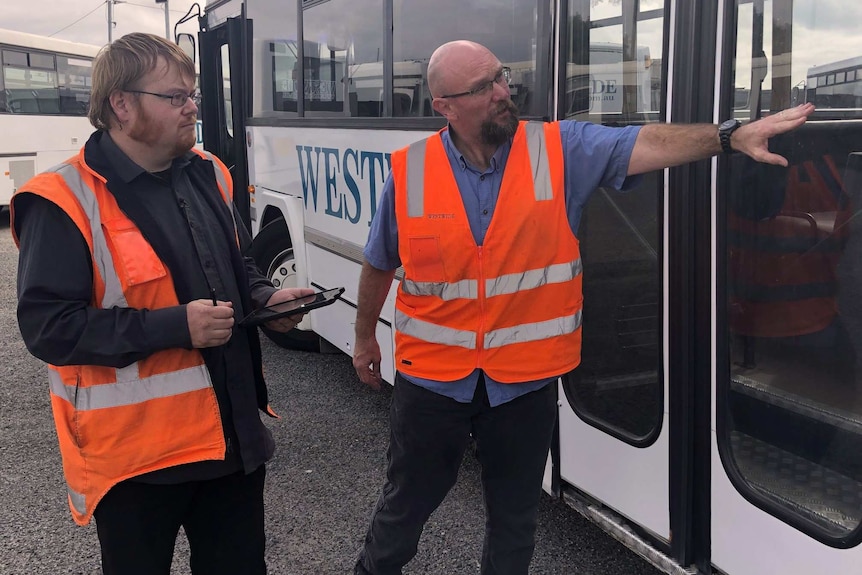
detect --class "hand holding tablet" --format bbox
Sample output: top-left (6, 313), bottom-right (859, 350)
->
top-left (239, 287), bottom-right (345, 327)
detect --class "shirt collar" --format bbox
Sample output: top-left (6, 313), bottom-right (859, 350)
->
top-left (98, 132), bottom-right (145, 184)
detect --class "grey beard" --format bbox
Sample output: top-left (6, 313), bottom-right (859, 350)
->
top-left (480, 110), bottom-right (519, 146)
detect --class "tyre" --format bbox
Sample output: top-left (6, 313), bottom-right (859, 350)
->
top-left (248, 219), bottom-right (321, 352)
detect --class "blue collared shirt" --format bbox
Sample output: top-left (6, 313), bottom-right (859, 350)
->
top-left (364, 120), bottom-right (641, 406)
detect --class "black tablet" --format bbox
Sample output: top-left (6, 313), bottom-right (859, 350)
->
top-left (239, 287), bottom-right (345, 327)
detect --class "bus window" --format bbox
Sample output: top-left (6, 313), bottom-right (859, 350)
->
top-left (57, 56), bottom-right (92, 116)
top-left (302, 0), bottom-right (384, 117)
top-left (2, 49), bottom-right (60, 115)
top-left (724, 0), bottom-right (862, 541)
top-left (247, 0), bottom-right (298, 116)
top-left (560, 0), bottom-right (665, 444)
top-left (565, 0), bottom-right (663, 122)
top-left (393, 0), bottom-right (542, 118)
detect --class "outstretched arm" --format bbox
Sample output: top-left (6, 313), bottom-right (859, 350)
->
top-left (627, 102), bottom-right (814, 175)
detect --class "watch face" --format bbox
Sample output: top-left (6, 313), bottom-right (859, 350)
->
top-left (720, 119), bottom-right (740, 130)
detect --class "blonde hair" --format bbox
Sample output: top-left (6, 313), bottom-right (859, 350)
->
top-left (88, 32), bottom-right (195, 130)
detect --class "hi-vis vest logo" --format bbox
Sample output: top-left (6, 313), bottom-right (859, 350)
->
top-left (295, 145), bottom-right (392, 227)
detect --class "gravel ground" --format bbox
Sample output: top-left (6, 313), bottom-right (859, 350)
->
top-left (0, 210), bottom-right (662, 575)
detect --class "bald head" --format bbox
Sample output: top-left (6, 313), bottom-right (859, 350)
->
top-left (428, 41), bottom-right (497, 99)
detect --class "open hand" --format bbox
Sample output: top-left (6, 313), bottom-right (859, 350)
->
top-left (733, 102), bottom-right (815, 166)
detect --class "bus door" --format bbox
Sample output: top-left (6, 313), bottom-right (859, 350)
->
top-left (199, 7), bottom-right (253, 228)
top-left (712, 0), bottom-right (862, 573)
top-left (554, 0), bottom-right (676, 562)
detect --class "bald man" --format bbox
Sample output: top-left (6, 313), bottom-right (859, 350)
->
top-left (352, 40), bottom-right (813, 575)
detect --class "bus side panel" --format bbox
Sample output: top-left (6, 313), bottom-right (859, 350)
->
top-left (0, 116), bottom-right (92, 207)
top-left (307, 243), bottom-right (399, 385)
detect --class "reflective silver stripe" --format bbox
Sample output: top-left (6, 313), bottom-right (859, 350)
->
top-left (406, 139), bottom-right (428, 217)
top-left (395, 310), bottom-right (477, 349)
top-left (198, 150), bottom-right (231, 201)
top-left (48, 163), bottom-right (127, 309)
top-left (525, 121), bottom-right (553, 201)
top-left (401, 278), bottom-right (478, 301)
top-left (68, 488), bottom-right (86, 516)
top-left (485, 310), bottom-right (583, 349)
top-left (197, 150), bottom-right (240, 239)
top-left (115, 363), bottom-right (140, 383)
top-left (485, 259), bottom-right (582, 298)
top-left (48, 365), bottom-right (213, 411)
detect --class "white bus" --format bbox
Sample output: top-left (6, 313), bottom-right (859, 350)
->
top-left (805, 55), bottom-right (862, 112)
top-left (198, 0), bottom-right (862, 573)
top-left (0, 29), bottom-right (102, 210)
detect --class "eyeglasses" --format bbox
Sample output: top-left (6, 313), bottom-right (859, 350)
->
top-left (127, 89), bottom-right (202, 107)
top-left (438, 67), bottom-right (511, 99)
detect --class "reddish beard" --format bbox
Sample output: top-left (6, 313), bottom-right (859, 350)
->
top-left (127, 106), bottom-right (196, 157)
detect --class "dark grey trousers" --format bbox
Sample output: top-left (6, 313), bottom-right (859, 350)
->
top-left (356, 373), bottom-right (557, 575)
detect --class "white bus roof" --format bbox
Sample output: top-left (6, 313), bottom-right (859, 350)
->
top-left (807, 55), bottom-right (862, 77)
top-left (0, 28), bottom-right (102, 59)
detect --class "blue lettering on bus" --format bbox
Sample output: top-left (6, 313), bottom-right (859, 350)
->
top-left (342, 148), bottom-right (361, 224)
top-left (295, 145), bottom-right (392, 227)
top-left (195, 120), bottom-right (203, 145)
top-left (321, 147), bottom-right (342, 219)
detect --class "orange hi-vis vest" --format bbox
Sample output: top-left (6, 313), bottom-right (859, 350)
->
top-left (11, 148), bottom-right (236, 525)
top-left (392, 121), bottom-right (583, 383)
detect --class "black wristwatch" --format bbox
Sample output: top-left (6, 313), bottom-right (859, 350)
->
top-left (718, 119), bottom-right (742, 154)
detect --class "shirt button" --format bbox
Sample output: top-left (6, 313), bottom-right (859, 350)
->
top-left (483, 209), bottom-right (488, 215)
top-left (480, 175), bottom-right (485, 181)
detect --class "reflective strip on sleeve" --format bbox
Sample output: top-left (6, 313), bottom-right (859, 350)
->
top-left (395, 310), bottom-right (477, 349)
top-left (485, 310), bottom-right (583, 349)
top-left (406, 139), bottom-right (428, 218)
top-left (49, 163), bottom-right (128, 310)
top-left (401, 278), bottom-right (478, 301)
top-left (525, 121), bottom-right (552, 201)
top-left (48, 365), bottom-right (213, 411)
top-left (485, 259), bottom-right (582, 298)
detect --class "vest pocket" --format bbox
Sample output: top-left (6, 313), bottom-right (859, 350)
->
top-left (408, 236), bottom-right (446, 282)
top-left (102, 218), bottom-right (167, 286)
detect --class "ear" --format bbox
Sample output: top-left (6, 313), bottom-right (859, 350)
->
top-left (431, 97), bottom-right (455, 121)
top-left (109, 90), bottom-right (134, 124)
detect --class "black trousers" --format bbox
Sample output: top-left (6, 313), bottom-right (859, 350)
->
top-left (93, 465), bottom-right (267, 575)
top-left (356, 374), bottom-right (557, 575)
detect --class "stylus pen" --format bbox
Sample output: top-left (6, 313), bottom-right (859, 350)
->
top-left (211, 287), bottom-right (218, 307)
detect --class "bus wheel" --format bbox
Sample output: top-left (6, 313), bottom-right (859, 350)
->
top-left (249, 219), bottom-right (321, 352)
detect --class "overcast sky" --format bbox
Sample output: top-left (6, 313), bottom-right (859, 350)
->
top-left (3, 0), bottom-right (200, 47)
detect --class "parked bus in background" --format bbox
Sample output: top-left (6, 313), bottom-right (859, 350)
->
top-left (0, 29), bottom-right (101, 211)
top-left (805, 55), bottom-right (862, 111)
top-left (197, 0), bottom-right (862, 573)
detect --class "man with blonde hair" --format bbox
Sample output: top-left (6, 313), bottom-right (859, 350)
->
top-left (12, 32), bottom-right (311, 574)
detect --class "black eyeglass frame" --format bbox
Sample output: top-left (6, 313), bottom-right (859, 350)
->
top-left (438, 67), bottom-right (512, 99)
top-left (127, 89), bottom-right (202, 107)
